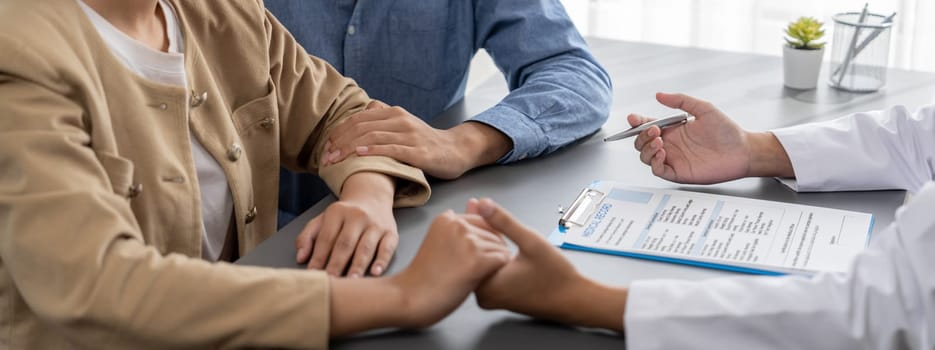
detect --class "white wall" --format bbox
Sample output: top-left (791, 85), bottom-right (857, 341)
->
top-left (466, 0), bottom-right (933, 93)
top-left (563, 0), bottom-right (934, 72)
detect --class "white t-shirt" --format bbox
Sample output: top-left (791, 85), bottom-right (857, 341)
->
top-left (78, 0), bottom-right (233, 261)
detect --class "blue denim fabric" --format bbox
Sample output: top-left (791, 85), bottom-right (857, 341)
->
top-left (267, 0), bottom-right (612, 226)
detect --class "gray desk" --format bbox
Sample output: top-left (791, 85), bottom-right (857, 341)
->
top-left (238, 38), bottom-right (935, 349)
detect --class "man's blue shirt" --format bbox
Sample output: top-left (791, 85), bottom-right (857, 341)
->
top-left (267, 0), bottom-right (612, 224)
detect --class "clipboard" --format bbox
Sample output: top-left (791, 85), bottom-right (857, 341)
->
top-left (548, 181), bottom-right (875, 276)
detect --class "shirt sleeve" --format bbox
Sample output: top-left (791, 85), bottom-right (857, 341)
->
top-left (264, 7), bottom-right (430, 207)
top-left (0, 64), bottom-right (331, 348)
top-left (770, 104), bottom-right (935, 194)
top-left (472, 0), bottom-right (612, 163)
top-left (625, 182), bottom-right (935, 350)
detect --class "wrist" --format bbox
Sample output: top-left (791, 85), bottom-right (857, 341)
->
top-left (560, 279), bottom-right (627, 332)
top-left (329, 275), bottom-right (409, 336)
top-left (449, 121), bottom-right (512, 171)
top-left (385, 272), bottom-right (424, 328)
top-left (746, 131), bottom-right (795, 178)
top-left (339, 172), bottom-right (395, 205)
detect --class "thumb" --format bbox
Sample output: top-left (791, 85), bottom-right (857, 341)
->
top-left (655, 92), bottom-right (712, 118)
top-left (475, 198), bottom-right (546, 251)
top-left (366, 100), bottom-right (390, 110)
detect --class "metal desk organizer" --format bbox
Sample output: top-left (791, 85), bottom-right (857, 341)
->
top-left (829, 11), bottom-right (895, 92)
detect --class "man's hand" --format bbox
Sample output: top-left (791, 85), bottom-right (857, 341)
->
top-left (295, 172), bottom-right (397, 277)
top-left (630, 92), bottom-right (794, 184)
top-left (470, 198), bottom-right (627, 332)
top-left (322, 101), bottom-right (511, 179)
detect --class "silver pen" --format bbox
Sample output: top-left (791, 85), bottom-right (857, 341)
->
top-left (602, 113), bottom-right (692, 142)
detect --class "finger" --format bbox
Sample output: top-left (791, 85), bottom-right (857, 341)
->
top-left (639, 137), bottom-right (663, 165)
top-left (627, 113), bottom-right (654, 127)
top-left (307, 212), bottom-right (345, 270)
top-left (329, 130), bottom-right (410, 164)
top-left (655, 92), bottom-right (715, 117)
top-left (346, 228), bottom-right (383, 278)
top-left (633, 125), bottom-right (661, 152)
top-left (324, 219), bottom-right (368, 276)
top-left (462, 216), bottom-right (507, 247)
top-left (366, 100), bottom-right (390, 110)
top-left (475, 240), bottom-right (512, 272)
top-left (296, 215), bottom-right (323, 263)
top-left (331, 119), bottom-right (408, 150)
top-left (465, 197), bottom-right (480, 215)
top-left (330, 107), bottom-right (404, 141)
top-left (474, 198), bottom-right (548, 252)
top-left (355, 144), bottom-right (418, 164)
top-left (370, 232), bottom-right (399, 276)
top-left (651, 148), bottom-right (677, 181)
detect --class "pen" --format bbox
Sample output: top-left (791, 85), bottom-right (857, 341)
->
top-left (602, 113), bottom-right (693, 142)
top-left (835, 3), bottom-right (869, 85)
top-left (830, 11), bottom-right (897, 78)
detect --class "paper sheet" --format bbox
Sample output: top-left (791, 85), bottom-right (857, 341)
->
top-left (560, 182), bottom-right (873, 274)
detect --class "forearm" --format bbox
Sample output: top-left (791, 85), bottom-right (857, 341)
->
top-left (452, 121), bottom-right (512, 169)
top-left (769, 106), bottom-right (935, 192)
top-left (329, 276), bottom-right (409, 336)
top-left (474, 0), bottom-right (611, 163)
top-left (746, 131), bottom-right (795, 178)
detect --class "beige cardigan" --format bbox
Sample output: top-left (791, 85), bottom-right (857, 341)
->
top-left (0, 0), bottom-right (430, 348)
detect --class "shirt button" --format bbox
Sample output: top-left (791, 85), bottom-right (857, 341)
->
top-left (158, 103), bottom-right (168, 110)
top-left (190, 90), bottom-right (208, 108)
top-left (245, 206), bottom-right (258, 224)
top-left (347, 25), bottom-right (356, 35)
top-left (227, 143), bottom-right (243, 162)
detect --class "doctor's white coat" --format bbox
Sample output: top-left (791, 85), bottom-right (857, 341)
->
top-left (626, 105), bottom-right (935, 350)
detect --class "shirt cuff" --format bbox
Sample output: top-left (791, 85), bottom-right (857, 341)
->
top-left (470, 104), bottom-right (547, 164)
top-left (625, 279), bottom-right (677, 350)
top-left (769, 127), bottom-right (824, 192)
top-left (318, 154), bottom-right (431, 208)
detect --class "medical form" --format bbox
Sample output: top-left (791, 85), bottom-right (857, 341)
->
top-left (552, 181), bottom-right (874, 275)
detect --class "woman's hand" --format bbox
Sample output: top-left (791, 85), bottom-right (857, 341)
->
top-left (328, 208), bottom-right (510, 336)
top-left (296, 172), bottom-right (397, 277)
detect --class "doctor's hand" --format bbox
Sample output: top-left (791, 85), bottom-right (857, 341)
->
top-left (322, 101), bottom-right (511, 180)
top-left (470, 198), bottom-right (627, 332)
top-left (296, 172), bottom-right (398, 277)
top-left (630, 93), bottom-right (795, 184)
top-left (389, 209), bottom-right (511, 328)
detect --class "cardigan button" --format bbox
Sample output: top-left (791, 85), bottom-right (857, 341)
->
top-left (227, 143), bottom-right (242, 162)
top-left (259, 118), bottom-right (274, 129)
top-left (190, 91), bottom-right (208, 108)
top-left (245, 206), bottom-right (258, 224)
top-left (127, 183), bottom-right (143, 198)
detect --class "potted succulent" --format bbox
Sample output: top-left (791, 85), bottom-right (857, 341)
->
top-left (783, 17), bottom-right (826, 89)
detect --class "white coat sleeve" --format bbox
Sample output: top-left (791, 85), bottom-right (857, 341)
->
top-left (770, 104), bottom-right (935, 193)
top-left (625, 182), bottom-right (935, 350)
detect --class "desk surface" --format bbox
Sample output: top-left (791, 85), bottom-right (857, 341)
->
top-left (237, 38), bottom-right (935, 349)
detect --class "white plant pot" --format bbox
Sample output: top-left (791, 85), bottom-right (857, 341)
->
top-left (782, 45), bottom-right (824, 89)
